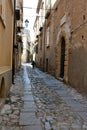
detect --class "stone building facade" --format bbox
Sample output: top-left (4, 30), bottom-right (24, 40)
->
top-left (21, 29), bottom-right (30, 63)
top-left (33, 0), bottom-right (45, 70)
top-left (0, 0), bottom-right (14, 108)
top-left (34, 0), bottom-right (87, 95)
top-left (34, 0), bottom-right (57, 73)
top-left (14, 0), bottom-right (23, 73)
top-left (53, 0), bottom-right (87, 94)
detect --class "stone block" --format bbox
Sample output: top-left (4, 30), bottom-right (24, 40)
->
top-left (23, 125), bottom-right (42, 130)
top-left (19, 112), bottom-right (41, 125)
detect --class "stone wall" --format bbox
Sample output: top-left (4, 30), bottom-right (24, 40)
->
top-left (35, 0), bottom-right (87, 94)
top-left (0, 0), bottom-right (13, 108)
top-left (54, 0), bottom-right (87, 94)
top-left (0, 69), bottom-right (12, 110)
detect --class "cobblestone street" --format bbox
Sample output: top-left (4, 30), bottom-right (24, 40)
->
top-left (0, 64), bottom-right (87, 130)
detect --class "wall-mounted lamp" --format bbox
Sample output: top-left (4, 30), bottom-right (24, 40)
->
top-left (25, 19), bottom-right (29, 28)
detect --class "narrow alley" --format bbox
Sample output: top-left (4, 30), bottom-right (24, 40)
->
top-left (0, 64), bottom-right (87, 130)
top-left (1, 0), bottom-right (87, 129)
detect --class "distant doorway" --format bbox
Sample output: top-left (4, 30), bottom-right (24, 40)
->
top-left (60, 37), bottom-right (65, 78)
top-left (46, 58), bottom-right (48, 72)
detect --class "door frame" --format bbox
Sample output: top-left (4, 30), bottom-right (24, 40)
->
top-left (55, 30), bottom-right (70, 83)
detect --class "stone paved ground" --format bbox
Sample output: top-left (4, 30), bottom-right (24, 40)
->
top-left (0, 65), bottom-right (42, 130)
top-left (0, 68), bottom-right (24, 130)
top-left (27, 65), bottom-right (87, 130)
top-left (0, 64), bottom-right (87, 130)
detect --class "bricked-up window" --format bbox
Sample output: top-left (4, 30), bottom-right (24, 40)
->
top-left (46, 26), bottom-right (50, 47)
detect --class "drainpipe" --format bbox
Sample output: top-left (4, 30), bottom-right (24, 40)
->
top-left (43, 20), bottom-right (46, 72)
top-left (12, 0), bottom-right (16, 84)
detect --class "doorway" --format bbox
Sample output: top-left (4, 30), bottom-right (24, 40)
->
top-left (46, 58), bottom-right (48, 72)
top-left (60, 37), bottom-right (65, 78)
top-left (0, 77), bottom-right (6, 98)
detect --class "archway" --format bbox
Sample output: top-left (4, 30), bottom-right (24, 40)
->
top-left (56, 30), bottom-right (70, 82)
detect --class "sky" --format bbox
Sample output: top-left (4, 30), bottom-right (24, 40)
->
top-left (23, 0), bottom-right (38, 41)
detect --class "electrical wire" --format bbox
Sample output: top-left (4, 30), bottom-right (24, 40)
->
top-left (16, 6), bottom-right (56, 10)
top-left (23, 15), bottom-right (45, 17)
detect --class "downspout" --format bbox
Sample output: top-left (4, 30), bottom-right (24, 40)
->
top-left (12, 0), bottom-right (16, 84)
top-left (43, 20), bottom-right (46, 72)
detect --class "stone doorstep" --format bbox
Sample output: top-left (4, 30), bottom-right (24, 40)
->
top-left (23, 125), bottom-right (42, 130)
top-left (19, 112), bottom-right (41, 125)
